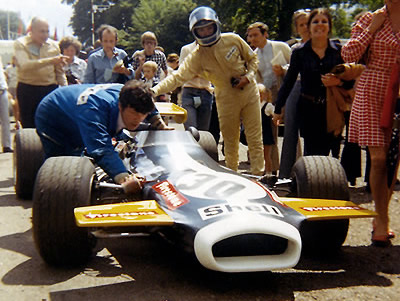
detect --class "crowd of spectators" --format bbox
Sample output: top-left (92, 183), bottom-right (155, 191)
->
top-left (1, 4), bottom-right (400, 247)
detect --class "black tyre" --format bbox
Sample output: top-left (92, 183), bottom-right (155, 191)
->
top-left (13, 129), bottom-right (45, 199)
top-left (32, 156), bottom-right (96, 266)
top-left (198, 130), bottom-right (218, 162)
top-left (292, 156), bottom-right (350, 253)
top-left (188, 126), bottom-right (200, 141)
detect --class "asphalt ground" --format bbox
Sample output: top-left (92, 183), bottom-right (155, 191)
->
top-left (0, 120), bottom-right (400, 300)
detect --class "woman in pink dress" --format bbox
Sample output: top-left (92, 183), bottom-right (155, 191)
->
top-left (342, 0), bottom-right (400, 246)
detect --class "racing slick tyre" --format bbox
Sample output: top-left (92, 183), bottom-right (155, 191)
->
top-left (198, 130), bottom-right (218, 162)
top-left (32, 156), bottom-right (97, 266)
top-left (13, 128), bottom-right (45, 199)
top-left (188, 126), bottom-right (200, 141)
top-left (291, 155), bottom-right (350, 254)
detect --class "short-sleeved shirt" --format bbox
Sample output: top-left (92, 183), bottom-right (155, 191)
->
top-left (132, 49), bottom-right (167, 82)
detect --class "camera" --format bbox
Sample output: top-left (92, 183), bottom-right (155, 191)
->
top-left (230, 77), bottom-right (240, 88)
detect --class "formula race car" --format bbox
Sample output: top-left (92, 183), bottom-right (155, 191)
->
top-left (24, 126), bottom-right (376, 273)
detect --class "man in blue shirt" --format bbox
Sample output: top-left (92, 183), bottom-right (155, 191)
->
top-left (35, 80), bottom-right (166, 192)
top-left (84, 24), bottom-right (134, 84)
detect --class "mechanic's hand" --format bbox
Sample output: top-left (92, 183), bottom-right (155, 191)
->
top-left (273, 113), bottom-right (283, 126)
top-left (321, 73), bottom-right (341, 87)
top-left (121, 174), bottom-right (143, 194)
top-left (272, 65), bottom-right (284, 77)
top-left (234, 76), bottom-right (249, 89)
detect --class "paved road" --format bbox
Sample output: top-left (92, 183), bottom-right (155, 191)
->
top-left (1, 126), bottom-right (400, 300)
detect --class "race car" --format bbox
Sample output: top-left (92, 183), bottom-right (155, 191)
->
top-left (26, 127), bottom-right (376, 273)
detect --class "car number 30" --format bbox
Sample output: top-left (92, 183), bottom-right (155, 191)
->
top-left (175, 169), bottom-right (266, 200)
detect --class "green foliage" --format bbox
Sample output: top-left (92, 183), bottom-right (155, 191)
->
top-left (65, 0), bottom-right (386, 53)
top-left (331, 5), bottom-right (352, 39)
top-left (126, 0), bottom-right (196, 54)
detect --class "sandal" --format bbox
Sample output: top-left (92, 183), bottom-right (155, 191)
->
top-left (371, 234), bottom-right (392, 247)
top-left (372, 220), bottom-right (395, 239)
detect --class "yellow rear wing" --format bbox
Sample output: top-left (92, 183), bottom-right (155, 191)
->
top-left (155, 102), bottom-right (187, 124)
top-left (280, 198), bottom-right (376, 221)
top-left (74, 200), bottom-right (174, 227)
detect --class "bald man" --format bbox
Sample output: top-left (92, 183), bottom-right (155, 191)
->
top-left (14, 17), bottom-right (68, 128)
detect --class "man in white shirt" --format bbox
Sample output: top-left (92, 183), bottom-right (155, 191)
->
top-left (246, 22), bottom-right (291, 174)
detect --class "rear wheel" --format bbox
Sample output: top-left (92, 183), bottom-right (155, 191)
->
top-left (32, 156), bottom-right (97, 266)
top-left (292, 156), bottom-right (350, 253)
top-left (13, 129), bottom-right (45, 199)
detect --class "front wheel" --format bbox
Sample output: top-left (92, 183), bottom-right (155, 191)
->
top-left (292, 156), bottom-right (350, 254)
top-left (32, 156), bottom-right (97, 266)
top-left (198, 130), bottom-right (218, 162)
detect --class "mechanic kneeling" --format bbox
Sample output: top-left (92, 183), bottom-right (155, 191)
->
top-left (35, 80), bottom-right (168, 193)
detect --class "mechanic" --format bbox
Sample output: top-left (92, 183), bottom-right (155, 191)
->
top-left (151, 6), bottom-right (264, 175)
top-left (35, 80), bottom-right (168, 193)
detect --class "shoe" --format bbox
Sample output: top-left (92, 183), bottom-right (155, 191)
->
top-left (371, 234), bottom-right (392, 247)
top-left (2, 147), bottom-right (13, 153)
top-left (372, 220), bottom-right (395, 239)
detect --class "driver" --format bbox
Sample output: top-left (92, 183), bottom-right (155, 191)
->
top-left (35, 80), bottom-right (168, 193)
top-left (151, 6), bottom-right (264, 176)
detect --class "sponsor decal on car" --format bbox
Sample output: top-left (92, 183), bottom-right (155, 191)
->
top-left (198, 203), bottom-right (284, 220)
top-left (301, 206), bottom-right (363, 212)
top-left (84, 211), bottom-right (157, 219)
top-left (153, 180), bottom-right (190, 210)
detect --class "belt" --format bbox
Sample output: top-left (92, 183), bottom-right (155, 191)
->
top-left (301, 93), bottom-right (325, 104)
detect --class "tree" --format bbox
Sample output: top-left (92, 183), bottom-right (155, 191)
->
top-left (66, 0), bottom-right (139, 47)
top-left (125, 0), bottom-right (196, 54)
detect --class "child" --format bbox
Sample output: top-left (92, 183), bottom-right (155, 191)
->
top-left (142, 61), bottom-right (166, 102)
top-left (258, 83), bottom-right (277, 175)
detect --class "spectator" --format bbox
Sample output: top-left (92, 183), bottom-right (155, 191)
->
top-left (141, 61), bottom-right (159, 88)
top-left (341, 1), bottom-right (400, 247)
top-left (59, 36), bottom-right (87, 84)
top-left (4, 56), bottom-right (17, 99)
top-left (179, 41), bottom-right (214, 131)
top-left (166, 53), bottom-right (181, 104)
top-left (257, 83), bottom-right (276, 174)
top-left (14, 16), bottom-right (68, 128)
top-left (84, 24), bottom-right (133, 84)
top-left (278, 9), bottom-right (310, 179)
top-left (35, 80), bottom-right (168, 192)
top-left (273, 8), bottom-right (352, 157)
top-left (0, 58), bottom-right (12, 152)
top-left (246, 22), bottom-right (291, 100)
top-left (4, 55), bottom-right (21, 129)
top-left (141, 61), bottom-right (166, 102)
top-left (132, 32), bottom-right (168, 82)
top-left (166, 53), bottom-right (179, 72)
top-left (152, 6), bottom-right (264, 175)
top-left (246, 22), bottom-right (291, 175)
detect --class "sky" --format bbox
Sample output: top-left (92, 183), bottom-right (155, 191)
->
top-left (0, 0), bottom-right (74, 38)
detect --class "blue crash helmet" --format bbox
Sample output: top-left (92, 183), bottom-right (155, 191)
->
top-left (189, 6), bottom-right (221, 46)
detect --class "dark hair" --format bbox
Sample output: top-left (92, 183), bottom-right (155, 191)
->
top-left (246, 22), bottom-right (269, 36)
top-left (59, 36), bottom-right (82, 55)
top-left (119, 80), bottom-right (155, 114)
top-left (97, 24), bottom-right (118, 41)
top-left (307, 8), bottom-right (332, 34)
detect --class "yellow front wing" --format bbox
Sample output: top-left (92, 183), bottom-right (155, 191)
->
top-left (155, 102), bottom-right (187, 124)
top-left (281, 198), bottom-right (377, 221)
top-left (74, 200), bottom-right (174, 227)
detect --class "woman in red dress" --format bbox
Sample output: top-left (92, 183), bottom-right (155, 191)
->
top-left (342, 0), bottom-right (400, 246)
